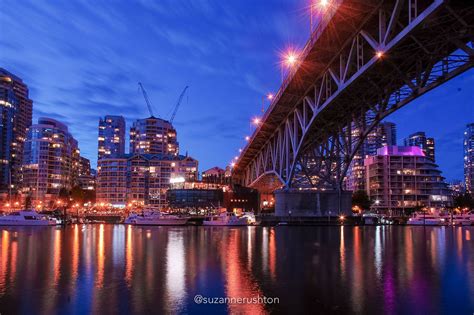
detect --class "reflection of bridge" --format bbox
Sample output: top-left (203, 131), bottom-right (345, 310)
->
top-left (232, 0), bottom-right (474, 214)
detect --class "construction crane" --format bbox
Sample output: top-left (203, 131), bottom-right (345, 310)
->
top-left (138, 82), bottom-right (155, 117)
top-left (169, 86), bottom-right (189, 123)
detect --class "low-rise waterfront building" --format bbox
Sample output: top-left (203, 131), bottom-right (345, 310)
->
top-left (97, 153), bottom-right (198, 208)
top-left (365, 146), bottom-right (452, 215)
top-left (202, 166), bottom-right (231, 184)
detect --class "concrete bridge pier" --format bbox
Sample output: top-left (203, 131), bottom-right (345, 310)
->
top-left (274, 189), bottom-right (352, 217)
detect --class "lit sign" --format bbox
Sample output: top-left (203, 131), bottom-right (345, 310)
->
top-left (169, 177), bottom-right (185, 184)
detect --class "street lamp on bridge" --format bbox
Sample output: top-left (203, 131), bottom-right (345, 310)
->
top-left (310, 0), bottom-right (330, 32)
top-left (261, 93), bottom-right (274, 113)
top-left (280, 50), bottom-right (299, 82)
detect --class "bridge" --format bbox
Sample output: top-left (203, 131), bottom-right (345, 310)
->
top-left (232, 0), bottom-right (474, 215)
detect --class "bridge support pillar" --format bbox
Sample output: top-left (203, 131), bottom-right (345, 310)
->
top-left (274, 189), bottom-right (352, 217)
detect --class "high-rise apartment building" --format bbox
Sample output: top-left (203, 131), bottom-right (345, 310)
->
top-left (0, 68), bottom-right (33, 197)
top-left (366, 122), bottom-right (397, 156)
top-left (98, 115), bottom-right (125, 160)
top-left (365, 146), bottom-right (451, 215)
top-left (346, 121), bottom-right (397, 191)
top-left (404, 131), bottom-right (435, 161)
top-left (97, 153), bottom-right (198, 207)
top-left (465, 123), bottom-right (474, 195)
top-left (22, 118), bottom-right (80, 203)
top-left (129, 117), bottom-right (178, 155)
top-left (77, 156), bottom-right (95, 191)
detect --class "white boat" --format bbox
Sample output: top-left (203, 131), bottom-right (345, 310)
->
top-left (450, 214), bottom-right (472, 226)
top-left (241, 212), bottom-right (258, 225)
top-left (203, 212), bottom-right (252, 226)
top-left (129, 211), bottom-right (189, 226)
top-left (0, 210), bottom-right (59, 226)
top-left (123, 213), bottom-right (139, 224)
top-left (362, 214), bottom-right (378, 225)
top-left (407, 212), bottom-right (446, 226)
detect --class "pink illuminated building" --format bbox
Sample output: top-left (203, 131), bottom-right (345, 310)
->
top-left (365, 146), bottom-right (452, 215)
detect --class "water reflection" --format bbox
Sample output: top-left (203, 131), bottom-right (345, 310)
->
top-left (165, 230), bottom-right (186, 312)
top-left (0, 226), bottom-right (473, 314)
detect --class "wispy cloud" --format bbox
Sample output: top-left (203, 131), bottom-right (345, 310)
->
top-left (1, 0), bottom-right (472, 176)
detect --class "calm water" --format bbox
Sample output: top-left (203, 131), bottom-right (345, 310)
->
top-left (0, 225), bottom-right (473, 314)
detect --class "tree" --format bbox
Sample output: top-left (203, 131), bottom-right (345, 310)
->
top-left (25, 194), bottom-right (32, 210)
top-left (71, 185), bottom-right (85, 204)
top-left (352, 190), bottom-right (372, 211)
top-left (454, 193), bottom-right (474, 210)
top-left (70, 185), bottom-right (95, 204)
top-left (59, 187), bottom-right (70, 200)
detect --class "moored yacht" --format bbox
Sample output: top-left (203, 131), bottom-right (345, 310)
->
top-left (449, 213), bottom-right (472, 226)
top-left (126, 210), bottom-right (189, 226)
top-left (0, 210), bottom-right (59, 226)
top-left (407, 212), bottom-right (446, 226)
top-left (203, 212), bottom-right (253, 226)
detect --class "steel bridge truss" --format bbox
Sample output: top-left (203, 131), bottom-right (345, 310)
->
top-left (243, 0), bottom-right (474, 192)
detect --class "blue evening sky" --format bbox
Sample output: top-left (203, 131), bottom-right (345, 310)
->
top-left (1, 0), bottom-right (472, 181)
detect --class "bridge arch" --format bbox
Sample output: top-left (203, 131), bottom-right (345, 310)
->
top-left (234, 0), bottom-right (474, 192)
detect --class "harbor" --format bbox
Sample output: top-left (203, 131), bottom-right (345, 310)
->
top-left (1, 224), bottom-right (473, 314)
top-left (1, 208), bottom-right (474, 227)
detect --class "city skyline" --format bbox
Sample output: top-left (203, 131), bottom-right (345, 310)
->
top-left (1, 1), bottom-right (473, 180)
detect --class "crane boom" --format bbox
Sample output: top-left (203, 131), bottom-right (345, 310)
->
top-left (138, 82), bottom-right (154, 117)
top-left (169, 86), bottom-right (189, 123)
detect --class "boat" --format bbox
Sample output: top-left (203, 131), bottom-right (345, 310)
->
top-left (241, 212), bottom-right (258, 225)
top-left (0, 210), bottom-right (59, 226)
top-left (407, 212), bottom-right (446, 226)
top-left (362, 213), bottom-right (378, 225)
top-left (124, 213), bottom-right (139, 224)
top-left (128, 211), bottom-right (189, 226)
top-left (449, 213), bottom-right (472, 226)
top-left (203, 212), bottom-right (252, 226)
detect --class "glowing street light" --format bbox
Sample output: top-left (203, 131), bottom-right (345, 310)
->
top-left (319, 0), bottom-right (329, 8)
top-left (284, 52), bottom-right (298, 67)
top-left (245, 136), bottom-right (250, 141)
top-left (376, 50), bottom-right (384, 59)
top-left (253, 117), bottom-right (261, 126)
top-left (230, 162), bottom-right (236, 168)
top-left (239, 148), bottom-right (242, 153)
top-left (261, 93), bottom-right (274, 113)
top-left (280, 49), bottom-right (300, 82)
top-left (310, 0), bottom-right (331, 33)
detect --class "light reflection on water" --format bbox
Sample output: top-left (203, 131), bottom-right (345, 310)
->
top-left (0, 225), bottom-right (473, 314)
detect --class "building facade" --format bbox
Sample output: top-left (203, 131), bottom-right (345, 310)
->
top-left (346, 121), bottom-right (397, 191)
top-left (22, 118), bottom-right (80, 203)
top-left (0, 69), bottom-right (33, 197)
top-left (202, 166), bottom-right (231, 184)
top-left (97, 153), bottom-right (198, 207)
top-left (98, 115), bottom-right (125, 160)
top-left (96, 157), bottom-right (128, 206)
top-left (77, 156), bottom-right (95, 191)
top-left (365, 146), bottom-right (451, 215)
top-left (404, 131), bottom-right (435, 161)
top-left (465, 123), bottom-right (474, 195)
top-left (129, 117), bottom-right (178, 156)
